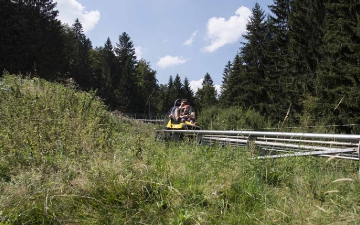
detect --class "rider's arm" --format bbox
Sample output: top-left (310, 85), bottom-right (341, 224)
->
top-left (189, 106), bottom-right (196, 119)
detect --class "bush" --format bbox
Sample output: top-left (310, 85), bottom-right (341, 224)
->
top-left (198, 106), bottom-right (271, 130)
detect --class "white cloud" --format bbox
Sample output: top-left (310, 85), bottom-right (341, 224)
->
top-left (190, 79), bottom-right (203, 93)
top-left (214, 84), bottom-right (221, 96)
top-left (134, 46), bottom-right (147, 60)
top-left (55, 0), bottom-right (100, 33)
top-left (203, 6), bottom-right (251, 52)
top-left (156, 55), bottom-right (187, 69)
top-left (190, 79), bottom-right (221, 96)
top-left (183, 30), bottom-right (198, 46)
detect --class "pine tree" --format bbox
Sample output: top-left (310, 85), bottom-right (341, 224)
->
top-left (287, 0), bottom-right (326, 101)
top-left (135, 59), bottom-right (158, 116)
top-left (173, 74), bottom-right (183, 98)
top-left (315, 0), bottom-right (360, 132)
top-left (0, 0), bottom-right (65, 79)
top-left (157, 84), bottom-right (169, 114)
top-left (195, 73), bottom-right (218, 111)
top-left (69, 19), bottom-right (94, 90)
top-left (93, 37), bottom-right (117, 108)
top-left (266, 0), bottom-right (292, 123)
top-left (114, 32), bottom-right (138, 112)
top-left (222, 54), bottom-right (248, 108)
top-left (164, 75), bottom-right (175, 111)
top-left (220, 60), bottom-right (232, 97)
top-left (240, 3), bottom-right (269, 113)
top-left (182, 77), bottom-right (195, 107)
top-left (103, 37), bottom-right (116, 90)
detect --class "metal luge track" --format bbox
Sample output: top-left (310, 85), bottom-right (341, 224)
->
top-left (155, 129), bottom-right (360, 160)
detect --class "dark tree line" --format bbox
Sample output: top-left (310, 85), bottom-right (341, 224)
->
top-left (0, 0), bottom-right (65, 79)
top-left (219, 0), bottom-right (360, 132)
top-left (2, 0), bottom-right (360, 131)
top-left (0, 0), bottom-right (182, 117)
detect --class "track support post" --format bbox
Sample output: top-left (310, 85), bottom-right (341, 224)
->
top-left (247, 135), bottom-right (256, 149)
top-left (196, 133), bottom-right (203, 145)
top-left (358, 139), bottom-right (360, 179)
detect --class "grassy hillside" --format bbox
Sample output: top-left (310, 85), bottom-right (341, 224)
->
top-left (1, 74), bottom-right (360, 224)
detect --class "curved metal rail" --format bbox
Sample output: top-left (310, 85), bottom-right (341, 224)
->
top-left (155, 129), bottom-right (360, 161)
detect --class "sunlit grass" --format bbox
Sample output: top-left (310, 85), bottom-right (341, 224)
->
top-left (1, 74), bottom-right (360, 224)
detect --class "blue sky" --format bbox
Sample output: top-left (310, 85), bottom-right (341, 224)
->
top-left (55, 0), bottom-right (273, 94)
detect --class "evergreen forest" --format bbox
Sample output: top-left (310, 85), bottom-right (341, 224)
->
top-left (1, 0), bottom-right (360, 132)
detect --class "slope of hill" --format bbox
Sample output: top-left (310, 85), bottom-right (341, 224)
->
top-left (1, 73), bottom-right (360, 224)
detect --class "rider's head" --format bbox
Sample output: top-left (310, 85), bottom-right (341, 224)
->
top-left (180, 99), bottom-right (188, 106)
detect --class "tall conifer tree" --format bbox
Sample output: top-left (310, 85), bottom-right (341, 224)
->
top-left (0, 0), bottom-right (65, 79)
top-left (114, 32), bottom-right (138, 112)
top-left (195, 73), bottom-right (218, 111)
top-left (95, 37), bottom-right (117, 108)
top-left (70, 19), bottom-right (94, 90)
top-left (223, 54), bottom-right (248, 108)
top-left (287, 0), bottom-right (325, 102)
top-left (220, 60), bottom-right (232, 98)
top-left (183, 77), bottom-right (195, 106)
top-left (135, 59), bottom-right (158, 115)
top-left (315, 0), bottom-right (360, 132)
top-left (240, 3), bottom-right (268, 113)
top-left (173, 74), bottom-right (183, 99)
top-left (266, 0), bottom-right (291, 122)
top-left (164, 76), bottom-right (175, 111)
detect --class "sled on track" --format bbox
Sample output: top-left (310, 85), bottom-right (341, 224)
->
top-left (156, 99), bottom-right (201, 142)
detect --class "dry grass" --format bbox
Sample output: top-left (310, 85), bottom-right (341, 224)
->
top-left (1, 74), bottom-right (360, 224)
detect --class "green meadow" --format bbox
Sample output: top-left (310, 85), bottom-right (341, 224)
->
top-left (1, 74), bottom-right (360, 224)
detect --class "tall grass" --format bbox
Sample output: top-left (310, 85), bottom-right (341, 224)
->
top-left (1, 74), bottom-right (360, 224)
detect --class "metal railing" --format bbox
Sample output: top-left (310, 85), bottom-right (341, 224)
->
top-left (111, 111), bottom-right (167, 120)
top-left (136, 119), bottom-right (164, 124)
top-left (155, 129), bottom-right (360, 161)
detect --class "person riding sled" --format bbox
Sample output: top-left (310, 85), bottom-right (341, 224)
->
top-left (167, 98), bottom-right (200, 130)
top-left (169, 99), bottom-right (196, 122)
top-left (180, 104), bottom-right (198, 125)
